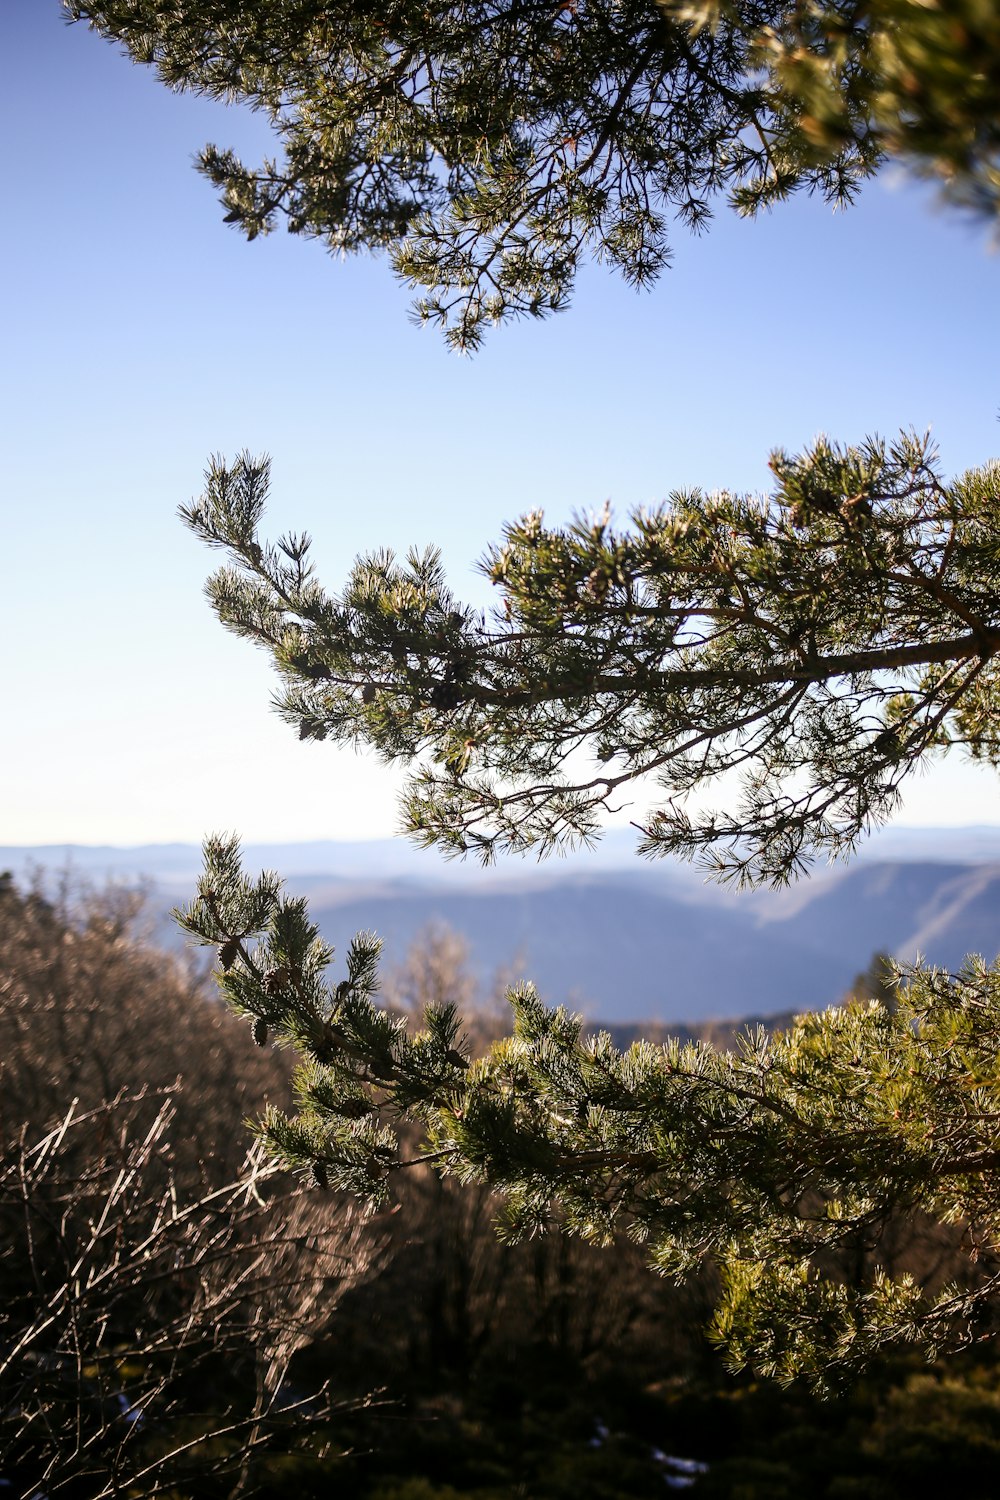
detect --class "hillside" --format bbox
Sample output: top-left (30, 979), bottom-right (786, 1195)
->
top-left (5, 833), bottom-right (1000, 1022)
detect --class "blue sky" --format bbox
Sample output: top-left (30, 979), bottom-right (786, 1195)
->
top-left (3, 0), bottom-right (1000, 847)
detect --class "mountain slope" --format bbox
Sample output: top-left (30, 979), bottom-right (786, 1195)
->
top-left (304, 877), bottom-right (859, 1022)
top-left (4, 841), bottom-right (1000, 1023)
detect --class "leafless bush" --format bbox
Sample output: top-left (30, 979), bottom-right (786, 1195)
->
top-left (0, 877), bottom-right (390, 1497)
top-left (0, 1089), bottom-right (383, 1499)
top-left (0, 875), bottom-right (291, 1180)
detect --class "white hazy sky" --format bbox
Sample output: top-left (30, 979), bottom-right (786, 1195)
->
top-left (3, 1), bottom-right (1000, 847)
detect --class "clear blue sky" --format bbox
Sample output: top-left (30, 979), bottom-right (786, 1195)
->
top-left (3, 0), bottom-right (1000, 847)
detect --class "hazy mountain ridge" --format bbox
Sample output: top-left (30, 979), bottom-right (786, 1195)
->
top-left (299, 877), bottom-right (842, 1022)
top-left (9, 821), bottom-right (1000, 886)
top-left (299, 862), bottom-right (1000, 1022)
top-left (4, 833), bottom-right (1000, 1022)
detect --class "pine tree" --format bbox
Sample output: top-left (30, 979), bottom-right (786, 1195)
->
top-left (180, 436), bottom-right (1000, 885)
top-left (178, 833), bottom-right (1000, 1387)
top-left (71, 0), bottom-right (1000, 1381)
top-left (67, 1), bottom-right (1000, 346)
top-left (175, 437), bottom-right (1000, 1381)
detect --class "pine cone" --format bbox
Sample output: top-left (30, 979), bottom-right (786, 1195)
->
top-left (264, 965), bottom-right (290, 996)
top-left (429, 680), bottom-right (462, 710)
top-left (218, 938), bottom-right (240, 971)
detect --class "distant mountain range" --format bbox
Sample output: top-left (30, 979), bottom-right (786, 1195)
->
top-left (4, 829), bottom-right (1000, 1024)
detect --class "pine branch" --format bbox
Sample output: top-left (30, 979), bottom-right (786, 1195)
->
top-left (179, 838), bottom-right (1000, 1383)
top-left (181, 435), bottom-right (1000, 883)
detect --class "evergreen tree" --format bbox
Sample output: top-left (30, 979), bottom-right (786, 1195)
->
top-left (179, 434), bottom-right (1000, 883)
top-left (178, 833), bottom-right (1000, 1386)
top-left (69, 0), bottom-right (1000, 1380)
top-left (66, 0), bottom-right (1000, 348)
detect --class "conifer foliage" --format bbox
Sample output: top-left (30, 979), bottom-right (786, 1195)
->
top-left (67, 0), bottom-right (878, 349)
top-left (71, 0), bottom-right (1000, 1383)
top-left (755, 0), bottom-right (1000, 218)
top-left (67, 1), bottom-right (1000, 345)
top-left (180, 834), bottom-right (1000, 1385)
top-left (181, 435), bottom-right (1000, 885)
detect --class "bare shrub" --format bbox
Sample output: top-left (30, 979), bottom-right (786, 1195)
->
top-left (0, 1091), bottom-right (384, 1498)
top-left (0, 875), bottom-right (290, 1179)
top-left (0, 877), bottom-right (385, 1497)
